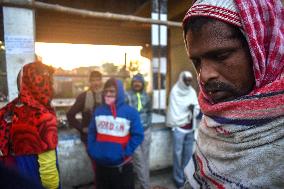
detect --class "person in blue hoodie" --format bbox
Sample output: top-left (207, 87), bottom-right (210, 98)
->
top-left (88, 78), bottom-right (144, 189)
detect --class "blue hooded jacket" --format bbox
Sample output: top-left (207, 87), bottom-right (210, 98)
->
top-left (87, 79), bottom-right (144, 166)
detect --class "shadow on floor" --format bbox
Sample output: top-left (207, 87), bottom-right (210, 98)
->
top-left (69, 167), bottom-right (176, 189)
top-left (150, 167), bottom-right (176, 189)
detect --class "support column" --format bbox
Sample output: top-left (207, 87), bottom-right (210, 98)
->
top-left (3, 0), bottom-right (35, 100)
top-left (151, 0), bottom-right (167, 113)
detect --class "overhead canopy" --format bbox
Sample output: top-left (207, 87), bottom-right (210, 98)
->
top-left (35, 0), bottom-right (188, 46)
top-left (36, 10), bottom-right (151, 45)
top-left (1, 0), bottom-right (189, 46)
top-left (36, 0), bottom-right (151, 46)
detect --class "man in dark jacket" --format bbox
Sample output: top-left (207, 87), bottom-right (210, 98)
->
top-left (67, 70), bottom-right (103, 145)
top-left (88, 78), bottom-right (144, 189)
top-left (125, 73), bottom-right (152, 189)
top-left (67, 70), bottom-right (102, 188)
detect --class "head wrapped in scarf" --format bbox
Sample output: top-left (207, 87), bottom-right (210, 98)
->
top-left (183, 0), bottom-right (284, 125)
top-left (182, 1), bottom-right (284, 188)
top-left (166, 71), bottom-right (198, 127)
top-left (0, 61), bottom-right (57, 156)
top-left (20, 61), bottom-right (54, 108)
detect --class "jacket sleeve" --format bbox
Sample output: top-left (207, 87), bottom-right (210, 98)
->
top-left (166, 90), bottom-right (174, 127)
top-left (87, 113), bottom-right (97, 160)
top-left (38, 150), bottom-right (59, 189)
top-left (145, 94), bottom-right (152, 127)
top-left (124, 109), bottom-right (144, 156)
top-left (67, 93), bottom-right (85, 132)
top-left (124, 91), bottom-right (130, 104)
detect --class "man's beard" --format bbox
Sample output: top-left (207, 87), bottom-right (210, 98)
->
top-left (203, 80), bottom-right (244, 102)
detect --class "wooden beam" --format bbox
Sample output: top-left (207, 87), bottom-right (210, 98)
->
top-left (1, 0), bottom-right (182, 27)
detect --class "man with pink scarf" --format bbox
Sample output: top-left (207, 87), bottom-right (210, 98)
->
top-left (182, 0), bottom-right (283, 188)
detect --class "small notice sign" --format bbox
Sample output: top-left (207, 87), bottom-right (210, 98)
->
top-left (4, 35), bottom-right (34, 54)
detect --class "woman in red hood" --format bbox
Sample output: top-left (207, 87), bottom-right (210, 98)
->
top-left (0, 61), bottom-right (60, 189)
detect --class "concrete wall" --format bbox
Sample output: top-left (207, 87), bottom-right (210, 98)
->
top-left (168, 27), bottom-right (198, 92)
top-left (57, 124), bottom-right (173, 188)
top-left (149, 124), bottom-right (173, 170)
top-left (57, 129), bottom-right (94, 189)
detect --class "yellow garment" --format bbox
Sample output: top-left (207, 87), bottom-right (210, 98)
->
top-left (136, 93), bottom-right (143, 112)
top-left (38, 150), bottom-right (59, 189)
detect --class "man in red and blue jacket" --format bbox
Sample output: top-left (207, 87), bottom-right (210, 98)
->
top-left (88, 78), bottom-right (144, 189)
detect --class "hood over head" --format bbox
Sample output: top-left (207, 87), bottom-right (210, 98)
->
top-left (19, 61), bottom-right (54, 108)
top-left (131, 73), bottom-right (145, 90)
top-left (103, 78), bottom-right (125, 107)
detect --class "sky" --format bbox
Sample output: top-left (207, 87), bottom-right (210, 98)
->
top-left (35, 42), bottom-right (151, 72)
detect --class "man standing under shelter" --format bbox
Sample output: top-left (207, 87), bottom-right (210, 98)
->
top-left (67, 70), bottom-right (103, 188)
top-left (126, 73), bottom-right (152, 189)
top-left (67, 70), bottom-right (103, 146)
top-left (166, 71), bottom-right (199, 189)
top-left (182, 0), bottom-right (284, 188)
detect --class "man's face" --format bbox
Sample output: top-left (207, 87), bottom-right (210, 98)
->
top-left (90, 77), bottom-right (102, 92)
top-left (132, 80), bottom-right (143, 92)
top-left (104, 86), bottom-right (117, 98)
top-left (185, 20), bottom-right (255, 103)
top-left (183, 76), bottom-right (192, 87)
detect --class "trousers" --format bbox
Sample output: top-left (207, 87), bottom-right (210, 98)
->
top-left (133, 128), bottom-right (151, 189)
top-left (172, 128), bottom-right (195, 188)
top-left (96, 163), bottom-right (134, 189)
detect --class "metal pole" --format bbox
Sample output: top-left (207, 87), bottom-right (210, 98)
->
top-left (0, 0), bottom-right (182, 27)
top-left (157, 0), bottom-right (161, 111)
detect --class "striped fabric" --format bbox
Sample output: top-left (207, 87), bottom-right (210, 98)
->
top-left (235, 0), bottom-right (284, 87)
top-left (192, 0), bottom-right (284, 125)
top-left (185, 115), bottom-right (283, 188)
top-left (183, 0), bottom-right (242, 27)
top-left (183, 0), bottom-right (284, 188)
top-left (199, 79), bottom-right (284, 126)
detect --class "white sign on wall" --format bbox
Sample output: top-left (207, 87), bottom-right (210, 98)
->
top-left (3, 6), bottom-right (35, 100)
top-left (4, 35), bottom-right (34, 55)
